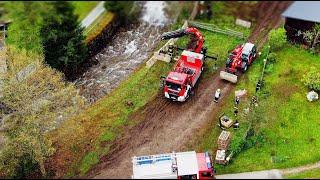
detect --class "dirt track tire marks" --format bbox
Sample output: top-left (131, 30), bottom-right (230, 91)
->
top-left (86, 2), bottom-right (292, 179)
top-left (86, 68), bottom-right (235, 179)
top-left (248, 1), bottom-right (292, 49)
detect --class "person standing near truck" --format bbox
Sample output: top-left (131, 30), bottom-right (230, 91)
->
top-left (234, 96), bottom-right (240, 106)
top-left (214, 89), bottom-right (221, 103)
top-left (234, 106), bottom-right (239, 117)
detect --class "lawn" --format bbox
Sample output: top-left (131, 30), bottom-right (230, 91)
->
top-left (195, 43), bottom-right (320, 175)
top-left (72, 1), bottom-right (100, 21)
top-left (285, 168), bottom-right (320, 179)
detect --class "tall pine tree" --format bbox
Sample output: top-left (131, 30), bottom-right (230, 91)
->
top-left (40, 1), bottom-right (87, 74)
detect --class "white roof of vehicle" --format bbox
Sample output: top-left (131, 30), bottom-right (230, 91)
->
top-left (181, 50), bottom-right (204, 60)
top-left (176, 151), bottom-right (199, 177)
top-left (132, 160), bottom-right (177, 179)
top-left (242, 43), bottom-right (255, 54)
top-left (132, 151), bottom-right (199, 179)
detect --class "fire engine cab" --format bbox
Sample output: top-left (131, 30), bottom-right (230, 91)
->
top-left (164, 50), bottom-right (204, 102)
top-left (132, 151), bottom-right (215, 179)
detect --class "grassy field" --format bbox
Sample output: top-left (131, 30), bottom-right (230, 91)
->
top-left (49, 3), bottom-right (251, 176)
top-left (49, 60), bottom-right (173, 177)
top-left (195, 42), bottom-right (320, 174)
top-left (72, 1), bottom-right (100, 21)
top-left (285, 168), bottom-right (320, 179)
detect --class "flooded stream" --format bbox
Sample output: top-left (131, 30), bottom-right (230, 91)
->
top-left (75, 1), bottom-right (181, 103)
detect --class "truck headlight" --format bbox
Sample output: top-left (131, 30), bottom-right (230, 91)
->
top-left (178, 96), bottom-right (185, 102)
top-left (165, 92), bottom-right (170, 98)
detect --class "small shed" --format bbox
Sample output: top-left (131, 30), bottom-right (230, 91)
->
top-left (282, 1), bottom-right (320, 44)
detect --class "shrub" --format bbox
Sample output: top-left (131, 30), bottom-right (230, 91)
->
top-left (267, 52), bottom-right (277, 64)
top-left (229, 135), bottom-right (246, 156)
top-left (264, 63), bottom-right (274, 74)
top-left (268, 27), bottom-right (287, 51)
top-left (301, 67), bottom-right (320, 91)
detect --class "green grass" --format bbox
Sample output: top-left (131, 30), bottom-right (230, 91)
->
top-left (50, 60), bottom-right (173, 177)
top-left (197, 43), bottom-right (320, 174)
top-left (84, 11), bottom-right (114, 43)
top-left (52, 10), bottom-right (248, 176)
top-left (79, 151), bottom-right (99, 175)
top-left (72, 1), bottom-right (100, 21)
top-left (285, 168), bottom-right (320, 179)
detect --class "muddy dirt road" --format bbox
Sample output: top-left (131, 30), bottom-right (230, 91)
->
top-left (88, 67), bottom-right (234, 179)
top-left (86, 2), bottom-right (291, 179)
top-left (248, 1), bottom-right (292, 49)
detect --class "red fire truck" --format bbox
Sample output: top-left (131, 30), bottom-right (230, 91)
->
top-left (132, 151), bottom-right (215, 179)
top-left (160, 27), bottom-right (211, 102)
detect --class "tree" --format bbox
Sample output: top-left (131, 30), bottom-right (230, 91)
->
top-left (40, 1), bottom-right (87, 74)
top-left (301, 24), bottom-right (320, 50)
top-left (4, 2), bottom-right (52, 54)
top-left (311, 24), bottom-right (320, 49)
top-left (0, 118), bottom-right (54, 178)
top-left (268, 27), bottom-right (287, 51)
top-left (0, 47), bottom-right (84, 178)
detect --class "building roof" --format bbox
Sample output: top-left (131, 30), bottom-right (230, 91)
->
top-left (282, 1), bottom-right (320, 23)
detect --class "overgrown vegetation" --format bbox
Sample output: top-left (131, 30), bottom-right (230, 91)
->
top-left (0, 47), bottom-right (84, 178)
top-left (302, 23), bottom-right (320, 51)
top-left (200, 43), bottom-right (320, 174)
top-left (47, 61), bottom-right (172, 177)
top-left (301, 66), bottom-right (320, 91)
top-left (186, 1), bottom-right (320, 175)
top-left (5, 1), bottom-right (87, 76)
top-left (269, 27), bottom-right (287, 51)
top-left (0, 1), bottom-right (87, 178)
top-left (4, 2), bottom-right (51, 54)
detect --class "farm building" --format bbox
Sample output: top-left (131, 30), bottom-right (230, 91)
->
top-left (282, 1), bottom-right (320, 44)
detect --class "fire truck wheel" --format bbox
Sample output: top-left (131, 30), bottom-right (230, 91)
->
top-left (190, 89), bottom-right (195, 96)
top-left (242, 62), bottom-right (248, 73)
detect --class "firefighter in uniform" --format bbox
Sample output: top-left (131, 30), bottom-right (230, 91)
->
top-left (168, 42), bottom-right (174, 61)
top-left (214, 89), bottom-right (221, 103)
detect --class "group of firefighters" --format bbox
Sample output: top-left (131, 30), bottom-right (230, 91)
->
top-left (214, 86), bottom-right (259, 130)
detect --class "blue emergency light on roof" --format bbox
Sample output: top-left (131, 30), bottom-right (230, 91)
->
top-left (135, 154), bottom-right (172, 165)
